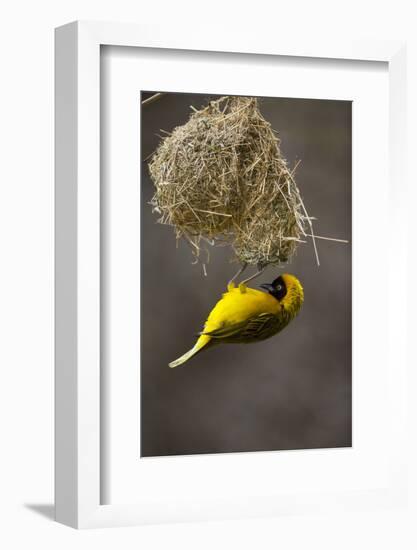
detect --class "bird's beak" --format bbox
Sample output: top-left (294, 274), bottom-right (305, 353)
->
top-left (259, 283), bottom-right (274, 292)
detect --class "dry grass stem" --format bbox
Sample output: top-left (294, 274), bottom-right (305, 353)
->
top-left (142, 92), bottom-right (167, 106)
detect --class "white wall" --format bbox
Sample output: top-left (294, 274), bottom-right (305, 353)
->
top-left (0, 0), bottom-right (416, 548)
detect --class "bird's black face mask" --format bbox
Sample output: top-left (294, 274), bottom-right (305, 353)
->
top-left (259, 276), bottom-right (287, 301)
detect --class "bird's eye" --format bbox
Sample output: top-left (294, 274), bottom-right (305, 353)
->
top-left (276, 285), bottom-right (282, 291)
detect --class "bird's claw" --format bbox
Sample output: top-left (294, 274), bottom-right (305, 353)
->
top-left (238, 282), bottom-right (247, 293)
top-left (227, 281), bottom-right (236, 292)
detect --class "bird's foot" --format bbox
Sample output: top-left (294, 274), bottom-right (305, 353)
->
top-left (227, 263), bottom-right (247, 291)
top-left (238, 282), bottom-right (247, 293)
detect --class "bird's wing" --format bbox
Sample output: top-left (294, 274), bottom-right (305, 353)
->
top-left (201, 312), bottom-right (282, 341)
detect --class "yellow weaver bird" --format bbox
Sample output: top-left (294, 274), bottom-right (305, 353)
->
top-left (169, 273), bottom-right (304, 368)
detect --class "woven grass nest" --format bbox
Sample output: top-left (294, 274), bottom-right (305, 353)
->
top-left (149, 96), bottom-right (315, 269)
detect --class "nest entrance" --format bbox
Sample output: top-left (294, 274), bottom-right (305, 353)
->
top-left (149, 96), bottom-right (314, 268)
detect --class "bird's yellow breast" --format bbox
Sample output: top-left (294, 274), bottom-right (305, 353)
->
top-left (204, 286), bottom-right (280, 332)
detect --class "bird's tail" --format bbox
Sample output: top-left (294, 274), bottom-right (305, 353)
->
top-left (169, 335), bottom-right (210, 368)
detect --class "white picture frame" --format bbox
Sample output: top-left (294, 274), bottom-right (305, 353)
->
top-left (55, 20), bottom-right (407, 529)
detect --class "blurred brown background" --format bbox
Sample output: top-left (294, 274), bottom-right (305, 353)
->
top-left (140, 92), bottom-right (352, 457)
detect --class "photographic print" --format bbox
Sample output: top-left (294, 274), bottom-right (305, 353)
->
top-left (140, 92), bottom-right (352, 458)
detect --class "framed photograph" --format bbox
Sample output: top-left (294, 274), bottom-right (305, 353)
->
top-left (55, 21), bottom-right (407, 528)
top-left (139, 91), bottom-right (352, 459)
